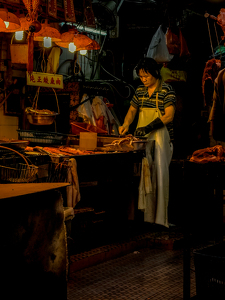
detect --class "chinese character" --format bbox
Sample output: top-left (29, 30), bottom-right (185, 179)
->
top-left (43, 77), bottom-right (49, 84)
top-left (30, 74), bottom-right (35, 82)
top-left (56, 78), bottom-right (61, 85)
top-left (37, 76), bottom-right (42, 83)
top-left (50, 77), bottom-right (55, 85)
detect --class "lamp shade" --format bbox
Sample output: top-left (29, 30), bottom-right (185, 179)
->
top-left (55, 28), bottom-right (92, 49)
top-left (0, 8), bottom-right (21, 32)
top-left (0, 19), bottom-right (6, 30)
top-left (77, 39), bottom-right (100, 51)
top-left (34, 19), bottom-right (61, 42)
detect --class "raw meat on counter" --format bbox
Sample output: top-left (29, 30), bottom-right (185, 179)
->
top-left (190, 145), bottom-right (225, 163)
top-left (25, 146), bottom-right (101, 156)
top-left (103, 134), bottom-right (145, 152)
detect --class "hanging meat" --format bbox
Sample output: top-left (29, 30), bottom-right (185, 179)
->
top-left (217, 8), bottom-right (225, 39)
top-left (202, 58), bottom-right (221, 107)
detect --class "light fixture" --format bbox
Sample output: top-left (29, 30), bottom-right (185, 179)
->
top-left (68, 42), bottom-right (76, 53)
top-left (55, 28), bottom-right (92, 51)
top-left (80, 49), bottom-right (87, 55)
top-left (84, 39), bottom-right (100, 50)
top-left (0, 8), bottom-right (21, 32)
top-left (14, 15), bottom-right (33, 41)
top-left (34, 19), bottom-right (61, 47)
top-left (76, 39), bottom-right (100, 55)
top-left (15, 31), bottom-right (24, 41)
top-left (43, 37), bottom-right (52, 48)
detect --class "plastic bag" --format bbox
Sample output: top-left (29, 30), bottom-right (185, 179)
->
top-left (166, 28), bottom-right (180, 55)
top-left (166, 28), bottom-right (190, 57)
top-left (92, 96), bottom-right (117, 134)
top-left (77, 93), bottom-right (96, 126)
top-left (146, 25), bottom-right (173, 63)
top-left (179, 29), bottom-right (190, 57)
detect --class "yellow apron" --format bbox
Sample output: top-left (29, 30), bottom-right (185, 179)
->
top-left (137, 93), bottom-right (173, 228)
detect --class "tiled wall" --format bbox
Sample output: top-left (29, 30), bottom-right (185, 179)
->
top-left (0, 106), bottom-right (19, 139)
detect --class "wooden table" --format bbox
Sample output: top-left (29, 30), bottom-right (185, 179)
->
top-left (0, 183), bottom-right (69, 300)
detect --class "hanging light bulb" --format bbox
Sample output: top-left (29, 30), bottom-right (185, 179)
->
top-left (14, 15), bottom-right (39, 42)
top-left (34, 19), bottom-right (61, 48)
top-left (80, 49), bottom-right (87, 55)
top-left (43, 37), bottom-right (52, 48)
top-left (15, 31), bottom-right (24, 41)
top-left (68, 42), bottom-right (76, 53)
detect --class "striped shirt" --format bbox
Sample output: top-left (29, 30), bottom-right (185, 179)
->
top-left (130, 81), bottom-right (176, 140)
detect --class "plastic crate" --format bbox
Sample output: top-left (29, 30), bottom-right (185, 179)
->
top-left (194, 242), bottom-right (225, 299)
top-left (17, 129), bottom-right (66, 145)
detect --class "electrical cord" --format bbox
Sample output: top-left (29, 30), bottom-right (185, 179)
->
top-left (99, 65), bottom-right (136, 96)
top-left (99, 80), bottom-right (132, 99)
top-left (58, 58), bottom-right (85, 82)
top-left (90, 34), bottom-right (107, 80)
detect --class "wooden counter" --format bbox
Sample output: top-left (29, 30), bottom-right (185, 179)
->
top-left (0, 182), bottom-right (69, 199)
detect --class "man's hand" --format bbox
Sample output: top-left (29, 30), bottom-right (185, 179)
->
top-left (119, 124), bottom-right (129, 135)
top-left (119, 105), bottom-right (137, 135)
top-left (134, 127), bottom-right (146, 137)
top-left (134, 117), bottom-right (164, 137)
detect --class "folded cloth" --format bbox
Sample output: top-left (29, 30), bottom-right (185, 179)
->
top-left (66, 158), bottom-right (80, 207)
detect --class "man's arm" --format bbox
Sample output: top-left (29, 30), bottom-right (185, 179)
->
top-left (119, 105), bottom-right (138, 135)
top-left (135, 105), bottom-right (175, 137)
top-left (161, 105), bottom-right (175, 125)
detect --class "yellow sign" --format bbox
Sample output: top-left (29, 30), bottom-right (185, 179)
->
top-left (26, 72), bottom-right (63, 89)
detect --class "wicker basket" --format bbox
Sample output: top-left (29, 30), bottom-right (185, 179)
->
top-left (0, 163), bottom-right (38, 183)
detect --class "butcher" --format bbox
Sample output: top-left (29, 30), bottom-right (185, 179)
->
top-left (119, 57), bottom-right (176, 228)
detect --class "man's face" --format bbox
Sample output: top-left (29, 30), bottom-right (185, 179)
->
top-left (138, 69), bottom-right (157, 88)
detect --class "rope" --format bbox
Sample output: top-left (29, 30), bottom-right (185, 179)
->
top-left (32, 86), bottom-right (60, 114)
top-left (33, 86), bottom-right (40, 110)
top-left (41, 49), bottom-right (46, 73)
top-left (207, 17), bottom-right (215, 58)
top-left (214, 22), bottom-right (222, 60)
top-left (52, 88), bottom-right (60, 114)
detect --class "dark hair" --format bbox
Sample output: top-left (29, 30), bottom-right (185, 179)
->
top-left (135, 57), bottom-right (161, 79)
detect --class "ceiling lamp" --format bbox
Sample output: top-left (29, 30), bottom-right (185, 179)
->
top-left (0, 19), bottom-right (6, 30)
top-left (81, 39), bottom-right (100, 50)
top-left (14, 15), bottom-right (33, 41)
top-left (80, 50), bottom-right (87, 55)
top-left (76, 39), bottom-right (100, 56)
top-left (0, 8), bottom-right (21, 32)
top-left (55, 28), bottom-right (92, 53)
top-left (34, 19), bottom-right (61, 48)
top-left (18, 15), bottom-right (32, 31)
